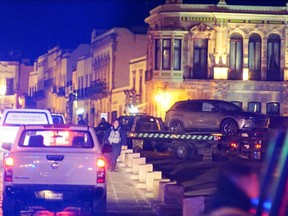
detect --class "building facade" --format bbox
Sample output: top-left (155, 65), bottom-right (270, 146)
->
top-left (0, 60), bottom-right (32, 114)
top-left (81, 27), bottom-right (148, 125)
top-left (144, 0), bottom-right (288, 120)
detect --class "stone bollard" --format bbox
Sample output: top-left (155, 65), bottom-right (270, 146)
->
top-left (132, 157), bottom-right (146, 174)
top-left (182, 196), bottom-right (205, 216)
top-left (119, 149), bottom-right (133, 164)
top-left (158, 181), bottom-right (177, 202)
top-left (126, 153), bottom-right (140, 167)
top-left (153, 179), bottom-right (171, 198)
top-left (146, 171), bottom-right (162, 191)
top-left (164, 184), bottom-right (184, 207)
top-left (139, 164), bottom-right (153, 182)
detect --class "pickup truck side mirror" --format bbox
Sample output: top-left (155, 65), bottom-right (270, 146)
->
top-left (1, 142), bottom-right (12, 151)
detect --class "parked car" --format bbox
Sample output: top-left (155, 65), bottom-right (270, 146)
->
top-left (1, 124), bottom-right (111, 215)
top-left (117, 114), bottom-right (167, 133)
top-left (165, 99), bottom-right (270, 136)
top-left (51, 113), bottom-right (66, 124)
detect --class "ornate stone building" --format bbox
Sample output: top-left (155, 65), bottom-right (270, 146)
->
top-left (144, 0), bottom-right (288, 120)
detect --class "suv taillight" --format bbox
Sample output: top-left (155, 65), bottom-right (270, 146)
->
top-left (4, 157), bottom-right (14, 182)
top-left (97, 158), bottom-right (106, 183)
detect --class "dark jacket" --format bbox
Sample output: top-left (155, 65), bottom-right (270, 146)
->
top-left (103, 126), bottom-right (127, 156)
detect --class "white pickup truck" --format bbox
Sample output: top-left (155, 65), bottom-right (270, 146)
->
top-left (1, 124), bottom-right (111, 215)
top-left (0, 108), bottom-right (54, 158)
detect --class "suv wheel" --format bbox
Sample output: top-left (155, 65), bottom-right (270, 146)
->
top-left (221, 119), bottom-right (238, 136)
top-left (170, 120), bottom-right (185, 134)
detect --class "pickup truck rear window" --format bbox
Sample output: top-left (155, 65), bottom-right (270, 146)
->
top-left (18, 129), bottom-right (93, 148)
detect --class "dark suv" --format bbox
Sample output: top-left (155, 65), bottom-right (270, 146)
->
top-left (165, 99), bottom-right (270, 136)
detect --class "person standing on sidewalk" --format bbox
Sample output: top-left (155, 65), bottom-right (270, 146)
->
top-left (103, 119), bottom-right (127, 171)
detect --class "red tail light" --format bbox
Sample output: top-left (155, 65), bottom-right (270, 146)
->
top-left (97, 158), bottom-right (106, 183)
top-left (4, 157), bottom-right (14, 182)
top-left (230, 142), bottom-right (238, 149)
top-left (255, 143), bottom-right (262, 149)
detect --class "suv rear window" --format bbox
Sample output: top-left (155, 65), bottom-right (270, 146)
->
top-left (174, 101), bottom-right (202, 111)
top-left (19, 129), bottom-right (93, 148)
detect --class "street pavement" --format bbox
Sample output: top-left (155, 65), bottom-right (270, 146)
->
top-left (106, 168), bottom-right (157, 216)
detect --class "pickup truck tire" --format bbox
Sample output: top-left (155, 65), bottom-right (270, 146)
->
top-left (91, 195), bottom-right (107, 215)
top-left (2, 195), bottom-right (20, 216)
top-left (176, 143), bottom-right (191, 160)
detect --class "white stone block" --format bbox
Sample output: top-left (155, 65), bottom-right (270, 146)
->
top-left (119, 149), bottom-right (133, 163)
top-left (146, 171), bottom-right (162, 191)
top-left (132, 157), bottom-right (146, 174)
top-left (139, 164), bottom-right (153, 182)
top-left (126, 153), bottom-right (140, 167)
top-left (153, 179), bottom-right (170, 198)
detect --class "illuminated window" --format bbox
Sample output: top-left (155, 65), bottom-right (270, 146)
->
top-left (248, 101), bottom-right (261, 113)
top-left (162, 39), bottom-right (171, 70)
top-left (154, 38), bottom-right (182, 71)
top-left (174, 39), bottom-right (181, 70)
top-left (266, 102), bottom-right (280, 116)
top-left (229, 33), bottom-right (243, 80)
top-left (267, 34), bottom-right (281, 81)
top-left (6, 78), bottom-right (14, 95)
top-left (248, 33), bottom-right (261, 80)
top-left (155, 39), bottom-right (161, 70)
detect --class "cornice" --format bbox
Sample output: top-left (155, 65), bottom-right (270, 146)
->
top-left (91, 33), bottom-right (117, 51)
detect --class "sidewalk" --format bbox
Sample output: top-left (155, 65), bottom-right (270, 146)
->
top-left (106, 167), bottom-right (157, 216)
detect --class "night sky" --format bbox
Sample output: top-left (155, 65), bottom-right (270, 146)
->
top-left (0, 0), bottom-right (286, 61)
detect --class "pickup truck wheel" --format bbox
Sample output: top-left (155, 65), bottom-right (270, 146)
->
top-left (189, 144), bottom-right (198, 160)
top-left (176, 143), bottom-right (190, 160)
top-left (221, 119), bottom-right (238, 136)
top-left (2, 195), bottom-right (20, 216)
top-left (170, 120), bottom-right (185, 134)
top-left (92, 195), bottom-right (107, 216)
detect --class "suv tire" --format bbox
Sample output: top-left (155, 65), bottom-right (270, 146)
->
top-left (221, 119), bottom-right (238, 136)
top-left (170, 120), bottom-right (185, 134)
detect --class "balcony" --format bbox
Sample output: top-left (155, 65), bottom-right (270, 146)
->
top-left (33, 90), bottom-right (44, 99)
top-left (57, 86), bottom-right (65, 97)
top-left (44, 78), bottom-right (54, 89)
top-left (74, 80), bottom-right (107, 100)
top-left (25, 96), bottom-right (36, 107)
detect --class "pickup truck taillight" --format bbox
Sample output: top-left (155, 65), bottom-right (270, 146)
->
top-left (97, 158), bottom-right (106, 183)
top-left (4, 157), bottom-right (14, 182)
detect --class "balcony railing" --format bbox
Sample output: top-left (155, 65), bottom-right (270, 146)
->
top-left (75, 80), bottom-right (107, 100)
top-left (33, 90), bottom-right (44, 99)
top-left (25, 96), bottom-right (36, 107)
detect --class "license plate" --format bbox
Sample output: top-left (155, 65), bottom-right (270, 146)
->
top-left (44, 192), bottom-right (63, 200)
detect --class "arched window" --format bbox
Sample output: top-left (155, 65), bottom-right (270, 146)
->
top-left (248, 33), bottom-right (261, 80)
top-left (267, 34), bottom-right (281, 81)
top-left (229, 33), bottom-right (243, 80)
